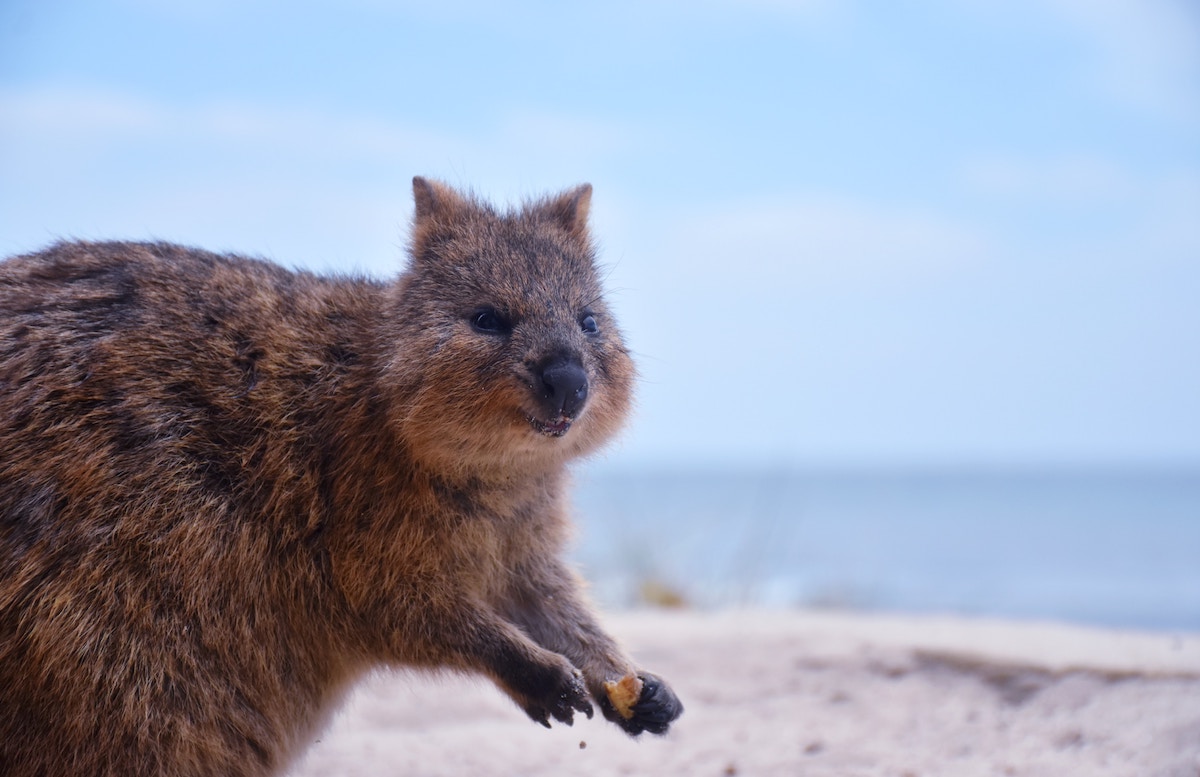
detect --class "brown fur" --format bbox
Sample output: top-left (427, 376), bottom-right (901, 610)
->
top-left (0, 179), bottom-right (681, 777)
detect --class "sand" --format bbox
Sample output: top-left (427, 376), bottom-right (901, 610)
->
top-left (288, 610), bottom-right (1200, 777)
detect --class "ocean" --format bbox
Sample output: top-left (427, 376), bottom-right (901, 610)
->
top-left (569, 468), bottom-right (1200, 632)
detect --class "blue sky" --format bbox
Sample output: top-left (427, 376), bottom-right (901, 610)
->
top-left (2, 0), bottom-right (1198, 469)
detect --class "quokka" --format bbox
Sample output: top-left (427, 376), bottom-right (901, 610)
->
top-left (0, 178), bottom-right (682, 777)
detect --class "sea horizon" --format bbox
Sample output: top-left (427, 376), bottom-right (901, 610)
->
top-left (569, 464), bottom-right (1200, 633)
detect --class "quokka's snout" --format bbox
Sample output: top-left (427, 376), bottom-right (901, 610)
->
top-left (535, 352), bottom-right (588, 419)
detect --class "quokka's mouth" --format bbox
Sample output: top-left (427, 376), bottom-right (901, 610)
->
top-left (527, 414), bottom-right (573, 438)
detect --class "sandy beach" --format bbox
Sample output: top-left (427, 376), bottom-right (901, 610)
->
top-left (288, 610), bottom-right (1200, 777)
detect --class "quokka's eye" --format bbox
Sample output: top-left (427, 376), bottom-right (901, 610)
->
top-left (471, 308), bottom-right (511, 335)
top-left (580, 314), bottom-right (599, 335)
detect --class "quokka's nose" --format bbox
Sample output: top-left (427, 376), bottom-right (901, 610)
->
top-left (539, 358), bottom-right (589, 417)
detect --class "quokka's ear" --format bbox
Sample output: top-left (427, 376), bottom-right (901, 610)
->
top-left (412, 176), bottom-right (469, 226)
top-left (543, 184), bottom-right (593, 242)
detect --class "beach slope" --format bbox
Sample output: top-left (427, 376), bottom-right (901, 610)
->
top-left (289, 610), bottom-right (1200, 777)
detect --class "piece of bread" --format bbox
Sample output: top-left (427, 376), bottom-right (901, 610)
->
top-left (603, 674), bottom-right (644, 720)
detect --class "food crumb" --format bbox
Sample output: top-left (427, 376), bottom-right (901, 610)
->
top-left (578, 741), bottom-right (587, 750)
top-left (603, 674), bottom-right (644, 720)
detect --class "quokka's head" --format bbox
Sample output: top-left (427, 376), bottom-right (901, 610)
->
top-left (382, 177), bottom-right (635, 475)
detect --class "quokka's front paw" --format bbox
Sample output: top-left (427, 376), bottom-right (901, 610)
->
top-left (519, 664), bottom-right (594, 729)
top-left (600, 672), bottom-right (683, 736)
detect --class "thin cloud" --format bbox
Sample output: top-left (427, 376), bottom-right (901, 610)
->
top-left (959, 152), bottom-right (1200, 268)
top-left (0, 86), bottom-right (454, 160)
top-left (0, 86), bottom-right (640, 169)
top-left (662, 196), bottom-right (989, 286)
top-left (0, 87), bottom-right (165, 135)
top-left (1044, 0), bottom-right (1199, 125)
top-left (961, 154), bottom-right (1138, 203)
